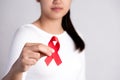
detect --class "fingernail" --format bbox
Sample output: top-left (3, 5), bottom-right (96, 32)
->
top-left (48, 49), bottom-right (54, 56)
top-left (51, 48), bottom-right (55, 53)
top-left (48, 52), bottom-right (52, 56)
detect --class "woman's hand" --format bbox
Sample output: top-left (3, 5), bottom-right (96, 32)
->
top-left (14, 43), bottom-right (54, 72)
top-left (2, 43), bottom-right (54, 80)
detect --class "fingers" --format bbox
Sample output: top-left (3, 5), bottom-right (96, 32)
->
top-left (38, 44), bottom-right (54, 56)
top-left (21, 43), bottom-right (55, 64)
top-left (23, 58), bottom-right (37, 66)
top-left (16, 42), bottom-right (55, 72)
top-left (28, 52), bottom-right (41, 61)
top-left (25, 43), bottom-right (54, 56)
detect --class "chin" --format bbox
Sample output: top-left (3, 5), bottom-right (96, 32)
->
top-left (48, 14), bottom-right (64, 20)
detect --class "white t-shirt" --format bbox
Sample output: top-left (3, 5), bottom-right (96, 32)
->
top-left (6, 24), bottom-right (85, 80)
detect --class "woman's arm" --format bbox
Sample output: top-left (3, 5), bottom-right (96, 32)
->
top-left (2, 43), bottom-right (53, 80)
top-left (2, 26), bottom-right (54, 80)
top-left (2, 64), bottom-right (23, 80)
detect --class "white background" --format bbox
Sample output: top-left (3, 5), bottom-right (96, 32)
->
top-left (0, 0), bottom-right (120, 80)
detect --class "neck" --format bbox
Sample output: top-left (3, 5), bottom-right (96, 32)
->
top-left (33, 16), bottom-right (64, 34)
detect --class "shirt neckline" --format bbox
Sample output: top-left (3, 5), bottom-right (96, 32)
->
top-left (27, 24), bottom-right (67, 38)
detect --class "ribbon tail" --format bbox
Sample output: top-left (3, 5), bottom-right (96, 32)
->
top-left (53, 53), bottom-right (62, 65)
top-left (45, 56), bottom-right (53, 66)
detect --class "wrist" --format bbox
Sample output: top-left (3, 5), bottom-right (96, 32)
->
top-left (3, 60), bottom-right (24, 80)
top-left (6, 68), bottom-right (23, 80)
top-left (2, 69), bottom-right (23, 80)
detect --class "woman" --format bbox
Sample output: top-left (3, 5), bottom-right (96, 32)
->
top-left (2, 0), bottom-right (85, 80)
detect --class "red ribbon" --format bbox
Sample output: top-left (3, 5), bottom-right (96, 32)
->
top-left (45, 36), bottom-right (62, 66)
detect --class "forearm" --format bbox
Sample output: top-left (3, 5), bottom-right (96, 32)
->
top-left (2, 68), bottom-right (23, 80)
top-left (2, 61), bottom-right (24, 80)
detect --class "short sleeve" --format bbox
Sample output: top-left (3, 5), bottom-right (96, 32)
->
top-left (77, 50), bottom-right (86, 80)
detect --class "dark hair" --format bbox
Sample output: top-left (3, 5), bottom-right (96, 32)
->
top-left (62, 10), bottom-right (85, 52)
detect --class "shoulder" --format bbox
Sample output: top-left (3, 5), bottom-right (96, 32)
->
top-left (15, 24), bottom-right (39, 37)
top-left (12, 24), bottom-right (41, 43)
top-left (16, 24), bottom-right (37, 34)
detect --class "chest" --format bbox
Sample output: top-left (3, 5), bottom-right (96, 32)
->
top-left (25, 35), bottom-right (82, 79)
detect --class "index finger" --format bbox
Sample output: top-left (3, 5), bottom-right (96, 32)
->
top-left (27, 43), bottom-right (54, 56)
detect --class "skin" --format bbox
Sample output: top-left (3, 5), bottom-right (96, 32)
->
top-left (2, 0), bottom-right (71, 80)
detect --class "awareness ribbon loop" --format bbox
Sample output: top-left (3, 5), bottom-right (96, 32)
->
top-left (45, 36), bottom-right (62, 66)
